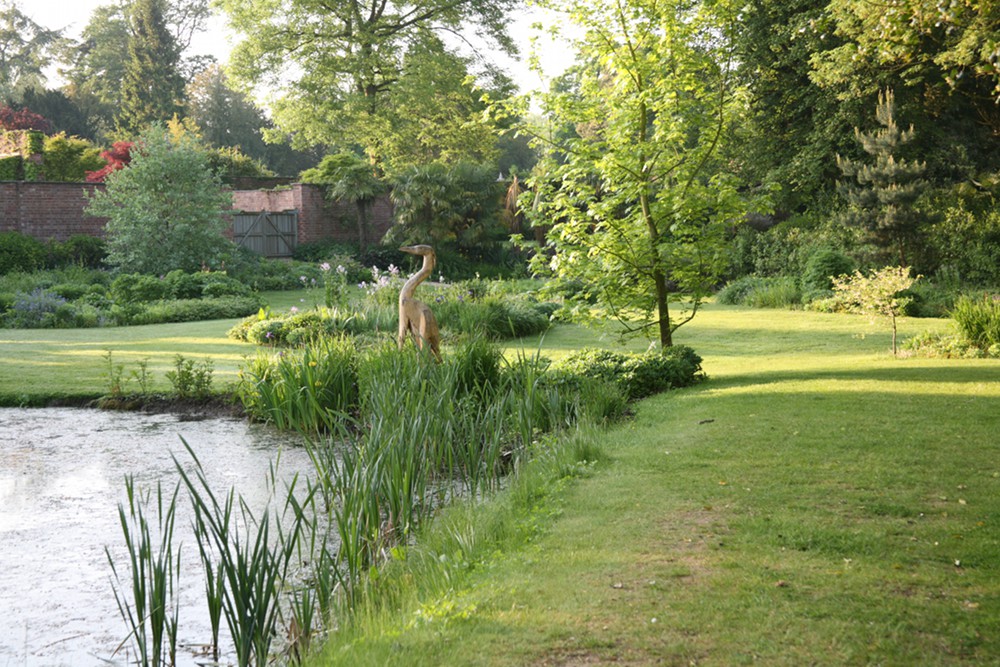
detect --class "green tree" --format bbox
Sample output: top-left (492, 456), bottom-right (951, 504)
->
top-left (832, 265), bottom-right (917, 355)
top-left (837, 90), bottom-right (928, 266)
top-left (387, 161), bottom-right (503, 250)
top-left (375, 36), bottom-right (504, 170)
top-left (217, 0), bottom-right (516, 167)
top-left (61, 4), bottom-right (130, 139)
top-left (85, 124), bottom-right (233, 274)
top-left (117, 0), bottom-right (186, 134)
top-left (0, 1), bottom-right (66, 100)
top-left (517, 0), bottom-right (765, 349)
top-left (300, 152), bottom-right (385, 252)
top-left (63, 0), bottom-right (212, 140)
top-left (732, 0), bottom-right (862, 212)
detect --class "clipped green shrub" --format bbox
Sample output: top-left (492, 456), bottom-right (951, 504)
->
top-left (130, 296), bottom-right (263, 325)
top-left (110, 273), bottom-right (170, 304)
top-left (0, 154), bottom-right (22, 179)
top-left (802, 248), bottom-right (855, 295)
top-left (162, 269), bottom-right (249, 300)
top-left (951, 293), bottom-right (1000, 349)
top-left (555, 346), bottom-right (703, 400)
top-left (0, 232), bottom-right (46, 275)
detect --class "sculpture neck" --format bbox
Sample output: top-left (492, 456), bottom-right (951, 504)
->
top-left (400, 253), bottom-right (435, 301)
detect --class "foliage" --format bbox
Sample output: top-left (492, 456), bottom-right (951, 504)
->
top-left (186, 64), bottom-right (270, 160)
top-left (300, 152), bottom-right (384, 251)
top-left (731, 0), bottom-right (857, 213)
top-left (2, 288), bottom-right (81, 328)
top-left (716, 276), bottom-right (803, 309)
top-left (110, 273), bottom-right (170, 304)
top-left (85, 125), bottom-right (233, 274)
top-left (46, 235), bottom-right (107, 269)
top-left (130, 296), bottom-right (262, 326)
top-left (902, 330), bottom-right (1000, 359)
top-left (0, 153), bottom-right (19, 179)
top-left (41, 132), bottom-right (104, 182)
top-left (373, 35), bottom-right (505, 170)
top-left (207, 146), bottom-right (275, 180)
top-left (922, 182), bottom-right (1000, 286)
top-left (832, 265), bottom-right (919, 354)
top-left (950, 293), bottom-right (1000, 350)
top-left (0, 4), bottom-right (66, 100)
top-left (217, 0), bottom-right (516, 168)
top-left (0, 105), bottom-right (52, 132)
top-left (105, 477), bottom-right (180, 667)
top-left (802, 248), bottom-right (856, 297)
top-left (236, 336), bottom-right (359, 431)
top-left (85, 140), bottom-right (134, 183)
top-left (0, 231), bottom-right (46, 274)
top-left (837, 90), bottom-right (929, 265)
top-left (164, 354), bottom-right (214, 399)
top-left (387, 162), bottom-right (505, 251)
top-left (117, 0), bottom-right (185, 134)
top-left (554, 346), bottom-right (704, 401)
top-left (514, 0), bottom-right (767, 349)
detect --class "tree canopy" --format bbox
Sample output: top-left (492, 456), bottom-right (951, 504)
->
top-left (216, 0), bottom-right (518, 167)
top-left (515, 0), bottom-right (768, 349)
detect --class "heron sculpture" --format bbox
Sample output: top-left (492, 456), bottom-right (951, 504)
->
top-left (398, 244), bottom-right (442, 361)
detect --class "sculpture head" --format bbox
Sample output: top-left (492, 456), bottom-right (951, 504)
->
top-left (399, 244), bottom-right (435, 257)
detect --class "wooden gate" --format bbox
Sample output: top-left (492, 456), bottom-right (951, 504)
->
top-left (232, 211), bottom-right (298, 257)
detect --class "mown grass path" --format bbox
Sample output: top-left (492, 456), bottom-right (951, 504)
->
top-left (314, 306), bottom-right (1000, 665)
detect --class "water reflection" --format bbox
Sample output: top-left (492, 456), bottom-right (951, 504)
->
top-left (0, 408), bottom-right (312, 667)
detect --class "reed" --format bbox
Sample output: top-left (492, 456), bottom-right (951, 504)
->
top-left (106, 476), bottom-right (180, 667)
top-left (173, 439), bottom-right (315, 667)
top-left (236, 336), bottom-right (358, 432)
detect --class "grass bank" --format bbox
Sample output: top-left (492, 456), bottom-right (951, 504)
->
top-left (0, 290), bottom-right (302, 406)
top-left (309, 307), bottom-right (1000, 665)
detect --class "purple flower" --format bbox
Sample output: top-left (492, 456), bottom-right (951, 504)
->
top-left (320, 262), bottom-right (331, 272)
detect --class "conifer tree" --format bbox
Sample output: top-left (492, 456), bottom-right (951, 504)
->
top-left (837, 90), bottom-right (928, 265)
top-left (117, 0), bottom-right (185, 134)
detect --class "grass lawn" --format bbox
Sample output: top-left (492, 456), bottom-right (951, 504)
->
top-left (3, 295), bottom-right (998, 664)
top-left (309, 306), bottom-right (1000, 665)
top-left (0, 290), bottom-right (302, 405)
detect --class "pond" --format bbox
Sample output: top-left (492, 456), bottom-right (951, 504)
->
top-left (0, 407), bottom-right (315, 667)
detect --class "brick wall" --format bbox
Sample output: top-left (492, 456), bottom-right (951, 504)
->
top-left (0, 181), bottom-right (394, 247)
top-left (230, 183), bottom-right (394, 246)
top-left (0, 181), bottom-right (107, 241)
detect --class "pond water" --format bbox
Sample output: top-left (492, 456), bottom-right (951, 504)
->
top-left (0, 408), bottom-right (315, 667)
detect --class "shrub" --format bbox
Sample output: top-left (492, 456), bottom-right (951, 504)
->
top-left (47, 235), bottom-right (107, 269)
top-left (162, 270), bottom-right (250, 300)
top-left (555, 346), bottom-right (703, 401)
top-left (802, 248), bottom-right (855, 295)
top-left (902, 331), bottom-right (1000, 359)
top-left (717, 276), bottom-right (802, 309)
top-left (951, 293), bottom-right (1000, 349)
top-left (41, 133), bottom-right (105, 182)
top-left (3, 289), bottom-right (85, 328)
top-left (131, 296), bottom-right (263, 325)
top-left (85, 126), bottom-right (233, 274)
top-left (110, 274), bottom-right (169, 304)
top-left (0, 232), bottom-right (46, 275)
top-left (165, 355), bottom-right (214, 399)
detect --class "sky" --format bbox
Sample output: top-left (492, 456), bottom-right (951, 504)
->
top-left (22, 0), bottom-right (575, 94)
